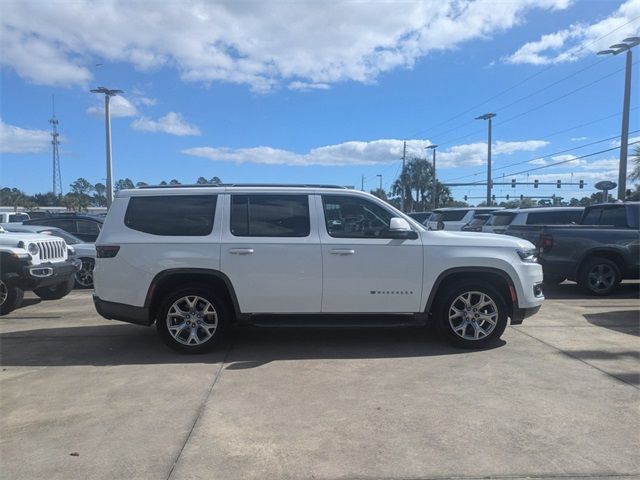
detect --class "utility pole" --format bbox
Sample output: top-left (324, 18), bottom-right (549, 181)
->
top-left (598, 37), bottom-right (639, 200)
top-left (376, 174), bottom-right (382, 191)
top-left (361, 175), bottom-right (365, 191)
top-left (425, 144), bottom-right (437, 209)
top-left (90, 86), bottom-right (123, 207)
top-left (475, 113), bottom-right (496, 205)
top-left (400, 141), bottom-right (407, 211)
top-left (49, 94), bottom-right (62, 196)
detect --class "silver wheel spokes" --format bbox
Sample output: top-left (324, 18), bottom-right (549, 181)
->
top-left (588, 264), bottom-right (614, 291)
top-left (448, 291), bottom-right (498, 341)
top-left (166, 295), bottom-right (218, 346)
top-left (75, 258), bottom-right (95, 287)
top-left (0, 280), bottom-right (7, 306)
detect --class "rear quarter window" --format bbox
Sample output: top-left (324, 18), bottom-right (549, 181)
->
top-left (526, 211), bottom-right (583, 225)
top-left (440, 210), bottom-right (469, 222)
top-left (125, 195), bottom-right (217, 236)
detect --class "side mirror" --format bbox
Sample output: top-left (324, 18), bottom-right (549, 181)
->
top-left (388, 217), bottom-right (418, 239)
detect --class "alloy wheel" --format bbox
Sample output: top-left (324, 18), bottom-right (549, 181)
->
top-left (75, 258), bottom-right (95, 287)
top-left (166, 295), bottom-right (218, 346)
top-left (588, 264), bottom-right (615, 293)
top-left (0, 280), bottom-right (7, 306)
top-left (448, 291), bottom-right (498, 341)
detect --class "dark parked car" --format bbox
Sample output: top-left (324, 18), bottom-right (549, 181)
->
top-left (537, 202), bottom-right (640, 295)
top-left (496, 207), bottom-right (584, 242)
top-left (23, 214), bottom-right (103, 242)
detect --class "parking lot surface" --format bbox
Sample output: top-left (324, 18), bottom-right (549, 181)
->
top-left (1, 284), bottom-right (639, 480)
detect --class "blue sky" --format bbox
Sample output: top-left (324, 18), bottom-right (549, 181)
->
top-left (1, 0), bottom-right (639, 204)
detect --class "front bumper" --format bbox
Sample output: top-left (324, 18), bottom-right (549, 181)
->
top-left (511, 305), bottom-right (541, 325)
top-left (19, 259), bottom-right (80, 289)
top-left (93, 295), bottom-right (152, 326)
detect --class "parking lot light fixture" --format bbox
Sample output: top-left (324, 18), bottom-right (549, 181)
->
top-left (475, 113), bottom-right (496, 205)
top-left (90, 87), bottom-right (123, 208)
top-left (597, 37), bottom-right (639, 200)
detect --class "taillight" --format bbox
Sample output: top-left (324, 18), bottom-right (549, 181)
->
top-left (538, 233), bottom-right (553, 253)
top-left (96, 245), bottom-right (120, 258)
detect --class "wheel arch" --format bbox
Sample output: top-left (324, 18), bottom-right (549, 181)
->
top-left (145, 268), bottom-right (241, 323)
top-left (575, 249), bottom-right (625, 279)
top-left (425, 267), bottom-right (516, 318)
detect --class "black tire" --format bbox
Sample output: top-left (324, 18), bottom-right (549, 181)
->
top-left (435, 281), bottom-right (508, 349)
top-left (33, 275), bottom-right (75, 300)
top-left (0, 279), bottom-right (24, 315)
top-left (578, 257), bottom-right (621, 296)
top-left (156, 285), bottom-right (228, 354)
top-left (74, 257), bottom-right (95, 289)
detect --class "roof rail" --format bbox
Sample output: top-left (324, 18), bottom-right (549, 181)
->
top-left (137, 183), bottom-right (348, 189)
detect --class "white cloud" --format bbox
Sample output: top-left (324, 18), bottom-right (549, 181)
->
top-left (183, 138), bottom-right (549, 167)
top-left (551, 153), bottom-right (581, 166)
top-left (570, 136), bottom-right (588, 141)
top-left (506, 0), bottom-right (640, 65)
top-left (610, 135), bottom-right (640, 148)
top-left (1, 0), bottom-right (571, 91)
top-left (132, 112), bottom-right (201, 136)
top-left (0, 119), bottom-right (51, 153)
top-left (86, 95), bottom-right (138, 118)
top-left (529, 158), bottom-right (547, 166)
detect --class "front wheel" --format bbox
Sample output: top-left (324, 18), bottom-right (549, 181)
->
top-left (156, 285), bottom-right (228, 354)
top-left (74, 257), bottom-right (95, 288)
top-left (0, 279), bottom-right (24, 315)
top-left (33, 276), bottom-right (75, 300)
top-left (436, 282), bottom-right (508, 349)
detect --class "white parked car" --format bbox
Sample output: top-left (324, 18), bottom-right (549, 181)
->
top-left (482, 207), bottom-right (584, 235)
top-left (2, 224), bottom-right (96, 288)
top-left (0, 212), bottom-right (30, 223)
top-left (93, 185), bottom-right (544, 353)
top-left (427, 207), bottom-right (503, 231)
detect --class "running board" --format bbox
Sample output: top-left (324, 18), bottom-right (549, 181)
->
top-left (240, 313), bottom-right (429, 328)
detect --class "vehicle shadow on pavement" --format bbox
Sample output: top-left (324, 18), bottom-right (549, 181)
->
top-left (0, 324), bottom-right (504, 367)
top-left (583, 310), bottom-right (640, 336)
top-left (542, 282), bottom-right (640, 300)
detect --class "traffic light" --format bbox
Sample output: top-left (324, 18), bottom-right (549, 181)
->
top-left (534, 179), bottom-right (539, 188)
top-left (511, 179), bottom-right (516, 188)
top-left (506, 194), bottom-right (510, 200)
top-left (492, 195), bottom-right (496, 201)
top-left (579, 179), bottom-right (584, 189)
top-left (557, 179), bottom-right (561, 189)
top-left (464, 195), bottom-right (468, 201)
top-left (520, 194), bottom-right (524, 200)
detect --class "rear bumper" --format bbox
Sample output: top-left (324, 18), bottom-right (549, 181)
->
top-left (93, 295), bottom-right (152, 326)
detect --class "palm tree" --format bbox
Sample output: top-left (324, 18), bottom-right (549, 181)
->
top-left (629, 145), bottom-right (640, 182)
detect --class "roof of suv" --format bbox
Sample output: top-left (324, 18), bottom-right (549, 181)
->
top-left (116, 184), bottom-right (359, 198)
top-left (494, 207), bottom-right (584, 214)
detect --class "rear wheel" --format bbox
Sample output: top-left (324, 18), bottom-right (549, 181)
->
top-left (156, 285), bottom-right (227, 354)
top-left (0, 279), bottom-right (24, 315)
top-left (436, 281), bottom-right (508, 348)
top-left (578, 257), bottom-right (620, 296)
top-left (33, 276), bottom-right (75, 300)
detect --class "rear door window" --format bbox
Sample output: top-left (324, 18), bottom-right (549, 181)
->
top-left (230, 194), bottom-right (310, 237)
top-left (440, 210), bottom-right (469, 222)
top-left (526, 211), bottom-right (583, 225)
top-left (125, 195), bottom-right (217, 236)
top-left (582, 208), bottom-right (603, 225)
top-left (599, 207), bottom-right (627, 227)
top-left (490, 213), bottom-right (516, 226)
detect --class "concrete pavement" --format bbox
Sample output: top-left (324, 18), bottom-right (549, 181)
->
top-left (1, 284), bottom-right (638, 480)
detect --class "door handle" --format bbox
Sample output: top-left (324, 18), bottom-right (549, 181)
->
top-left (329, 249), bottom-right (355, 255)
top-left (229, 248), bottom-right (254, 255)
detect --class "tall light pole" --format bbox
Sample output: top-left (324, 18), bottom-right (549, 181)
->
top-left (90, 86), bottom-right (123, 207)
top-left (475, 113), bottom-right (496, 205)
top-left (598, 37), bottom-right (639, 200)
top-left (425, 144), bottom-right (438, 209)
top-left (376, 174), bottom-right (382, 191)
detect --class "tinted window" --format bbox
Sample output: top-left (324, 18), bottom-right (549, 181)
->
top-left (125, 195), bottom-right (217, 236)
top-left (490, 213), bottom-right (516, 226)
top-left (440, 210), bottom-right (469, 222)
top-left (526, 210), bottom-right (583, 225)
top-left (582, 207), bottom-right (602, 225)
top-left (230, 195), bottom-right (309, 237)
top-left (45, 219), bottom-right (78, 232)
top-left (8, 213), bottom-right (29, 222)
top-left (600, 207), bottom-right (627, 227)
top-left (77, 220), bottom-right (101, 235)
top-left (322, 195), bottom-right (394, 238)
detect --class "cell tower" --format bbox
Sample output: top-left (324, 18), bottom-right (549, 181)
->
top-left (50, 94), bottom-right (62, 195)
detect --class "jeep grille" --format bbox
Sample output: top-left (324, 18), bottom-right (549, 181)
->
top-left (36, 239), bottom-right (67, 262)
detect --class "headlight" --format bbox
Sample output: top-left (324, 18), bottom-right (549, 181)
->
top-left (516, 248), bottom-right (537, 263)
top-left (27, 243), bottom-right (39, 256)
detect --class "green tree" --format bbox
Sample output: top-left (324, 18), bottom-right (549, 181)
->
top-left (390, 157), bottom-right (453, 211)
top-left (169, 179), bottom-right (181, 185)
top-left (93, 182), bottom-right (107, 207)
top-left (196, 176), bottom-right (209, 184)
top-left (210, 176), bottom-right (222, 185)
top-left (628, 145), bottom-right (640, 182)
top-left (135, 181), bottom-right (148, 188)
top-left (114, 178), bottom-right (135, 192)
top-left (369, 188), bottom-right (388, 201)
top-left (33, 191), bottom-right (62, 207)
top-left (67, 178), bottom-right (94, 211)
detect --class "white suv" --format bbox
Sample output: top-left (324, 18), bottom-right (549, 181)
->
top-left (94, 185), bottom-right (544, 353)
